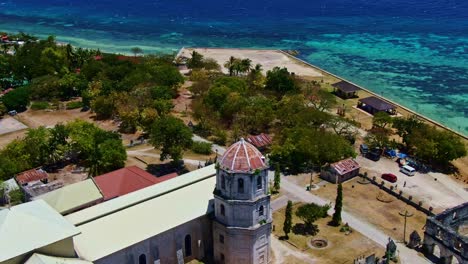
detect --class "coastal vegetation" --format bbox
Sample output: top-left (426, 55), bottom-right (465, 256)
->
top-left (0, 120), bottom-right (127, 180)
top-left (187, 52), bottom-right (356, 173)
top-left (0, 32), bottom-right (186, 179)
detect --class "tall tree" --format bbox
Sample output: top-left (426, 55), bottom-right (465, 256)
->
top-left (373, 111), bottom-right (392, 129)
top-left (273, 163), bottom-right (281, 193)
top-left (187, 50), bottom-right (204, 69)
top-left (149, 116), bottom-right (193, 163)
top-left (331, 183), bottom-right (343, 226)
top-left (265, 67), bottom-right (298, 95)
top-left (224, 56), bottom-right (237, 76)
top-left (130, 47), bottom-right (143, 57)
top-left (283, 200), bottom-right (293, 239)
top-left (295, 203), bottom-right (330, 235)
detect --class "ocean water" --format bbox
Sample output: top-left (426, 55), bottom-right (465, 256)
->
top-left (0, 0), bottom-right (467, 135)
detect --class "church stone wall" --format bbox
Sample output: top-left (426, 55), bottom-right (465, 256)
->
top-left (214, 195), bottom-right (270, 228)
top-left (422, 202), bottom-right (468, 264)
top-left (216, 170), bottom-right (268, 201)
top-left (213, 221), bottom-right (271, 264)
top-left (95, 215), bottom-right (213, 264)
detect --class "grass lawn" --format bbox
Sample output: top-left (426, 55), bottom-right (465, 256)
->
top-left (273, 202), bottom-right (384, 264)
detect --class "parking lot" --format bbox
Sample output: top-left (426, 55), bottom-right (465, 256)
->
top-left (356, 155), bottom-right (468, 212)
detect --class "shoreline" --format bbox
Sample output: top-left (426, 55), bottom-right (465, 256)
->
top-left (277, 50), bottom-right (467, 140)
top-left (177, 47), bottom-right (466, 140)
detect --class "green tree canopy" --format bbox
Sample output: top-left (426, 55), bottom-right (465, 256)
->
top-left (2, 86), bottom-right (30, 111)
top-left (270, 127), bottom-right (355, 174)
top-left (149, 116), bottom-right (193, 163)
top-left (295, 203), bottom-right (330, 235)
top-left (265, 67), bottom-right (298, 95)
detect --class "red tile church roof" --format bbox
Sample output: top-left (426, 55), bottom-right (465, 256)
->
top-left (94, 166), bottom-right (176, 201)
top-left (219, 138), bottom-right (268, 173)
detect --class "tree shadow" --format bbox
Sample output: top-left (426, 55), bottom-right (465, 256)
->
top-left (292, 223), bottom-right (318, 236)
top-left (146, 161), bottom-right (189, 177)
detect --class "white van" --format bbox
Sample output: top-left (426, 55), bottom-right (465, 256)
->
top-left (400, 165), bottom-right (416, 176)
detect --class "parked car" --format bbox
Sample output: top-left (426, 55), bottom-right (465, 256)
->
top-left (8, 110), bottom-right (17, 116)
top-left (400, 165), bottom-right (416, 176)
top-left (366, 148), bottom-right (381, 161)
top-left (360, 144), bottom-right (369, 154)
top-left (381, 173), bottom-right (397, 183)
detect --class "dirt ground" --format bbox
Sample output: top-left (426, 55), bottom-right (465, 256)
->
top-left (0, 108), bottom-right (141, 148)
top-left (307, 176), bottom-right (428, 243)
top-left (178, 48), bottom-right (323, 78)
top-left (273, 202), bottom-right (384, 264)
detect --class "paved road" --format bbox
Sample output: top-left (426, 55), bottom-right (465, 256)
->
top-left (192, 135), bottom-right (226, 155)
top-left (279, 176), bottom-right (431, 264)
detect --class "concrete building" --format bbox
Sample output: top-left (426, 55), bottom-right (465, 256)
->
top-left (1, 140), bottom-right (272, 264)
top-left (320, 158), bottom-right (360, 184)
top-left (423, 202), bottom-right (468, 264)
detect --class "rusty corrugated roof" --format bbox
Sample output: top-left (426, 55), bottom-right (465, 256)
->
top-left (246, 133), bottom-right (272, 148)
top-left (331, 158), bottom-right (360, 175)
top-left (16, 169), bottom-right (48, 185)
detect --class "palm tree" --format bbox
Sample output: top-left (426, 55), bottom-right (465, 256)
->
top-left (224, 56), bottom-right (236, 76)
top-left (240, 58), bottom-right (252, 75)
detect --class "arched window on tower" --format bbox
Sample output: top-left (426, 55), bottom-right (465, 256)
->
top-left (185, 234), bottom-right (192, 256)
top-left (257, 176), bottom-right (262, 190)
top-left (259, 205), bottom-right (264, 216)
top-left (221, 175), bottom-right (226, 190)
top-left (238, 178), bottom-right (244, 193)
top-left (139, 254), bottom-right (146, 264)
top-left (220, 204), bottom-right (225, 216)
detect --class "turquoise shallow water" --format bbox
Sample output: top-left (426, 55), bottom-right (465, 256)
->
top-left (0, 0), bottom-right (467, 135)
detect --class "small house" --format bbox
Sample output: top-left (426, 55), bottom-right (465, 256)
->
top-left (320, 158), bottom-right (360, 184)
top-left (332, 81), bottom-right (360, 99)
top-left (357, 96), bottom-right (396, 115)
top-left (246, 133), bottom-right (272, 150)
top-left (15, 168), bottom-right (48, 186)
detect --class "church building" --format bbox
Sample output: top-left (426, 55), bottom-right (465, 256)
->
top-left (0, 139), bottom-right (272, 264)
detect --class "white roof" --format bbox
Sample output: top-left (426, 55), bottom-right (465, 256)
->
top-left (73, 166), bottom-right (216, 261)
top-left (66, 165), bottom-right (216, 226)
top-left (0, 200), bottom-right (80, 262)
top-left (2, 178), bottom-right (19, 192)
top-left (33, 179), bottom-right (103, 215)
top-left (25, 253), bottom-right (93, 264)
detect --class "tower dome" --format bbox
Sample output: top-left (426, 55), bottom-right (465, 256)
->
top-left (219, 138), bottom-right (267, 173)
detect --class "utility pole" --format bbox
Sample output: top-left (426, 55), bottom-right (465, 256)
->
top-left (400, 210), bottom-right (413, 244)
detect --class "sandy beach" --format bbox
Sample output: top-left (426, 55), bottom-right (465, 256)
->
top-left (178, 48), bottom-right (323, 78)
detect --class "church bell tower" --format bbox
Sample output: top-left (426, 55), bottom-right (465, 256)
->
top-left (212, 138), bottom-right (272, 264)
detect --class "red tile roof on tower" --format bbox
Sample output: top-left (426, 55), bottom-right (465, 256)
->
top-left (94, 166), bottom-right (177, 201)
top-left (219, 138), bottom-right (268, 173)
top-left (15, 168), bottom-right (48, 185)
top-left (246, 133), bottom-right (272, 149)
top-left (331, 158), bottom-right (360, 175)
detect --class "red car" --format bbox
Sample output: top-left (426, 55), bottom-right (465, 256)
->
top-left (381, 173), bottom-right (397, 183)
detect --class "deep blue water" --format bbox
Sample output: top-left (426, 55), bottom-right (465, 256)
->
top-left (1, 0), bottom-right (467, 135)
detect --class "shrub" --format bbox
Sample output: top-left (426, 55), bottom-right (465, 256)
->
top-left (30, 101), bottom-right (49, 110)
top-left (191, 141), bottom-right (212, 155)
top-left (66, 101), bottom-right (83, 109)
